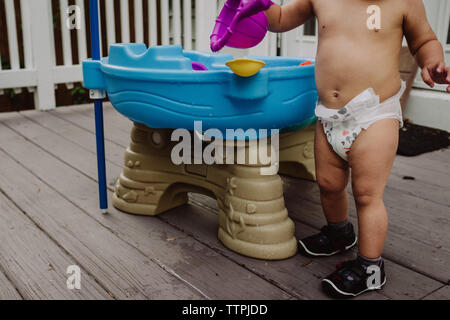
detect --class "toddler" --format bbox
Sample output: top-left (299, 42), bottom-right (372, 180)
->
top-left (262, 0), bottom-right (450, 297)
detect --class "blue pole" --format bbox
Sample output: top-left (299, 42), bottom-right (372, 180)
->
top-left (89, 0), bottom-right (108, 212)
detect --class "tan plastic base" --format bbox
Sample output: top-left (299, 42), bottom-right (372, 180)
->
top-left (112, 123), bottom-right (316, 260)
top-left (279, 125), bottom-right (316, 181)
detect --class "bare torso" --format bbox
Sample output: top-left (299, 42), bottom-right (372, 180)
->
top-left (312, 0), bottom-right (406, 109)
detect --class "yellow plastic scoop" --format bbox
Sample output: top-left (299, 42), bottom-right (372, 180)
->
top-left (225, 58), bottom-right (266, 77)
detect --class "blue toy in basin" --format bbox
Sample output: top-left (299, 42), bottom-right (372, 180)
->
top-left (83, 43), bottom-right (317, 138)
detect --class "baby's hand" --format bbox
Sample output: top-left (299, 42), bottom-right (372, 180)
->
top-left (421, 61), bottom-right (450, 92)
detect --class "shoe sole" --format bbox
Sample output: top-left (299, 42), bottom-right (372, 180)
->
top-left (321, 277), bottom-right (387, 298)
top-left (298, 236), bottom-right (358, 257)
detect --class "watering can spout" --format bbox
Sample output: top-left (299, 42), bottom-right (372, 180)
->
top-left (210, 34), bottom-right (229, 52)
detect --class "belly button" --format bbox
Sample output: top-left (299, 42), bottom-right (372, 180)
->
top-left (333, 91), bottom-right (339, 98)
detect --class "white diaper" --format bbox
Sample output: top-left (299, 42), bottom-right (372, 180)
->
top-left (315, 81), bottom-right (406, 161)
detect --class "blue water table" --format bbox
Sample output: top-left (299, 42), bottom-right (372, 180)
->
top-left (84, 43), bottom-right (317, 137)
top-left (83, 1), bottom-right (318, 260)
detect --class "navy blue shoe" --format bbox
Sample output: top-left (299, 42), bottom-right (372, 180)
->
top-left (322, 259), bottom-right (386, 298)
top-left (298, 224), bottom-right (357, 257)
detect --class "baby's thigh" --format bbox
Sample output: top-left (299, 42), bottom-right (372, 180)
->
top-left (349, 118), bottom-right (399, 197)
top-left (314, 121), bottom-right (349, 191)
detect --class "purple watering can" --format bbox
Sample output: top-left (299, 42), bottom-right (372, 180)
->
top-left (210, 0), bottom-right (274, 52)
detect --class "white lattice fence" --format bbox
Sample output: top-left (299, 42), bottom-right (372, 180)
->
top-left (2, 0), bottom-right (445, 111)
top-left (0, 0), bottom-right (285, 110)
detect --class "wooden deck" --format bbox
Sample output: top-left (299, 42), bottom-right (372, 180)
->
top-left (0, 103), bottom-right (448, 300)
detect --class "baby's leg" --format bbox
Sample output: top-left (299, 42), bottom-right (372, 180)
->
top-left (349, 118), bottom-right (399, 258)
top-left (314, 121), bottom-right (349, 223)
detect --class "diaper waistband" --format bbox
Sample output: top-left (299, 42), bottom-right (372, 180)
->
top-left (315, 81), bottom-right (406, 123)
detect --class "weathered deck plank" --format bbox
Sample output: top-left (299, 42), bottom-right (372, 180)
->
top-left (51, 103), bottom-right (132, 147)
top-left (53, 104), bottom-right (447, 298)
top-left (423, 285), bottom-right (450, 300)
top-left (33, 110), bottom-right (442, 299)
top-left (21, 111), bottom-right (127, 172)
top-left (161, 201), bottom-right (387, 300)
top-left (0, 265), bottom-right (22, 300)
top-left (1, 104), bottom-right (448, 299)
top-left (0, 190), bottom-right (110, 299)
top-left (62, 103), bottom-right (450, 283)
top-left (189, 194), bottom-right (443, 300)
top-left (2, 112), bottom-right (292, 299)
top-left (54, 104), bottom-right (450, 208)
top-left (391, 158), bottom-right (450, 190)
top-left (0, 120), bottom-right (205, 300)
top-left (281, 177), bottom-right (450, 284)
top-left (22, 109), bottom-right (360, 299)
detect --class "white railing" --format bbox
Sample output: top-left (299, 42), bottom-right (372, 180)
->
top-left (0, 0), bottom-right (285, 110)
top-left (2, 0), bottom-right (446, 111)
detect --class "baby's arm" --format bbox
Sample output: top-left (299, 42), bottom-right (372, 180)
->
top-left (404, 0), bottom-right (450, 92)
top-left (266, 0), bottom-right (314, 33)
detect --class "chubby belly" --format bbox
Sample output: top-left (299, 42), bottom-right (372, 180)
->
top-left (315, 38), bottom-right (402, 109)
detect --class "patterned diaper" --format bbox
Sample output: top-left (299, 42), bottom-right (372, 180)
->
top-left (315, 81), bottom-right (406, 161)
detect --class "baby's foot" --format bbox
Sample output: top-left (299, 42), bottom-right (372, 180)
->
top-left (298, 223), bottom-right (357, 257)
